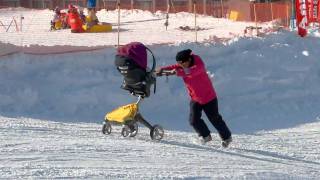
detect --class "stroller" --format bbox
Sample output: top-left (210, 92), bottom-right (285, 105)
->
top-left (102, 42), bottom-right (164, 140)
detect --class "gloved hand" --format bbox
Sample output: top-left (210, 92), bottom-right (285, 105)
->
top-left (155, 68), bottom-right (164, 76)
top-left (164, 69), bottom-right (176, 76)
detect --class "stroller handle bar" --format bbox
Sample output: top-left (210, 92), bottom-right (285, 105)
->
top-left (156, 69), bottom-right (176, 77)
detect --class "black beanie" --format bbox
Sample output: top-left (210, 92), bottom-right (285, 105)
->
top-left (176, 49), bottom-right (192, 62)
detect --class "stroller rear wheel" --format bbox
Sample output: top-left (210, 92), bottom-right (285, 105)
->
top-left (102, 121), bottom-right (112, 134)
top-left (121, 123), bottom-right (139, 137)
top-left (150, 125), bottom-right (164, 140)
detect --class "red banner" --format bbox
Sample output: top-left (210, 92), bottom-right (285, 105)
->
top-left (296, 0), bottom-right (309, 37)
top-left (308, 0), bottom-right (313, 21)
top-left (318, 0), bottom-right (320, 21)
top-left (308, 0), bottom-right (319, 22)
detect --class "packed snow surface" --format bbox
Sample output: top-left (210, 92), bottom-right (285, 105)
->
top-left (1, 8), bottom-right (320, 179)
top-left (1, 117), bottom-right (320, 179)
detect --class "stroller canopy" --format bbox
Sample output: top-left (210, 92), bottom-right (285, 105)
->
top-left (117, 42), bottom-right (147, 70)
top-left (115, 42), bottom-right (156, 97)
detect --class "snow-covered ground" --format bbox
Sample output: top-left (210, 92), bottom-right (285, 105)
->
top-left (1, 8), bottom-right (320, 179)
top-left (1, 117), bottom-right (320, 179)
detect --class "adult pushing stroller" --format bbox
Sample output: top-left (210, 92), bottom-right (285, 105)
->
top-left (102, 42), bottom-right (164, 140)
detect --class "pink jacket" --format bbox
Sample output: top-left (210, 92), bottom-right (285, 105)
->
top-left (161, 54), bottom-right (217, 104)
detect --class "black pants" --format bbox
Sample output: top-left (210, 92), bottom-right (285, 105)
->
top-left (189, 98), bottom-right (231, 140)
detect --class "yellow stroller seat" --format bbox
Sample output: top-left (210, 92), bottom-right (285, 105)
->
top-left (102, 96), bottom-right (164, 140)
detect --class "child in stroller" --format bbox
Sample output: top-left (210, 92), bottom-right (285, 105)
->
top-left (102, 42), bottom-right (164, 140)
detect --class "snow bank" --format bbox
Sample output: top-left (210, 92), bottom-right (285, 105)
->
top-left (0, 42), bottom-right (19, 57)
top-left (0, 41), bottom-right (112, 55)
top-left (1, 31), bottom-right (319, 134)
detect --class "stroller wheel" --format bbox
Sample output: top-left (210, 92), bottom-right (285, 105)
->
top-left (150, 125), bottom-right (164, 140)
top-left (121, 125), bottom-right (131, 137)
top-left (102, 121), bottom-right (112, 134)
top-left (129, 123), bottom-right (138, 137)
